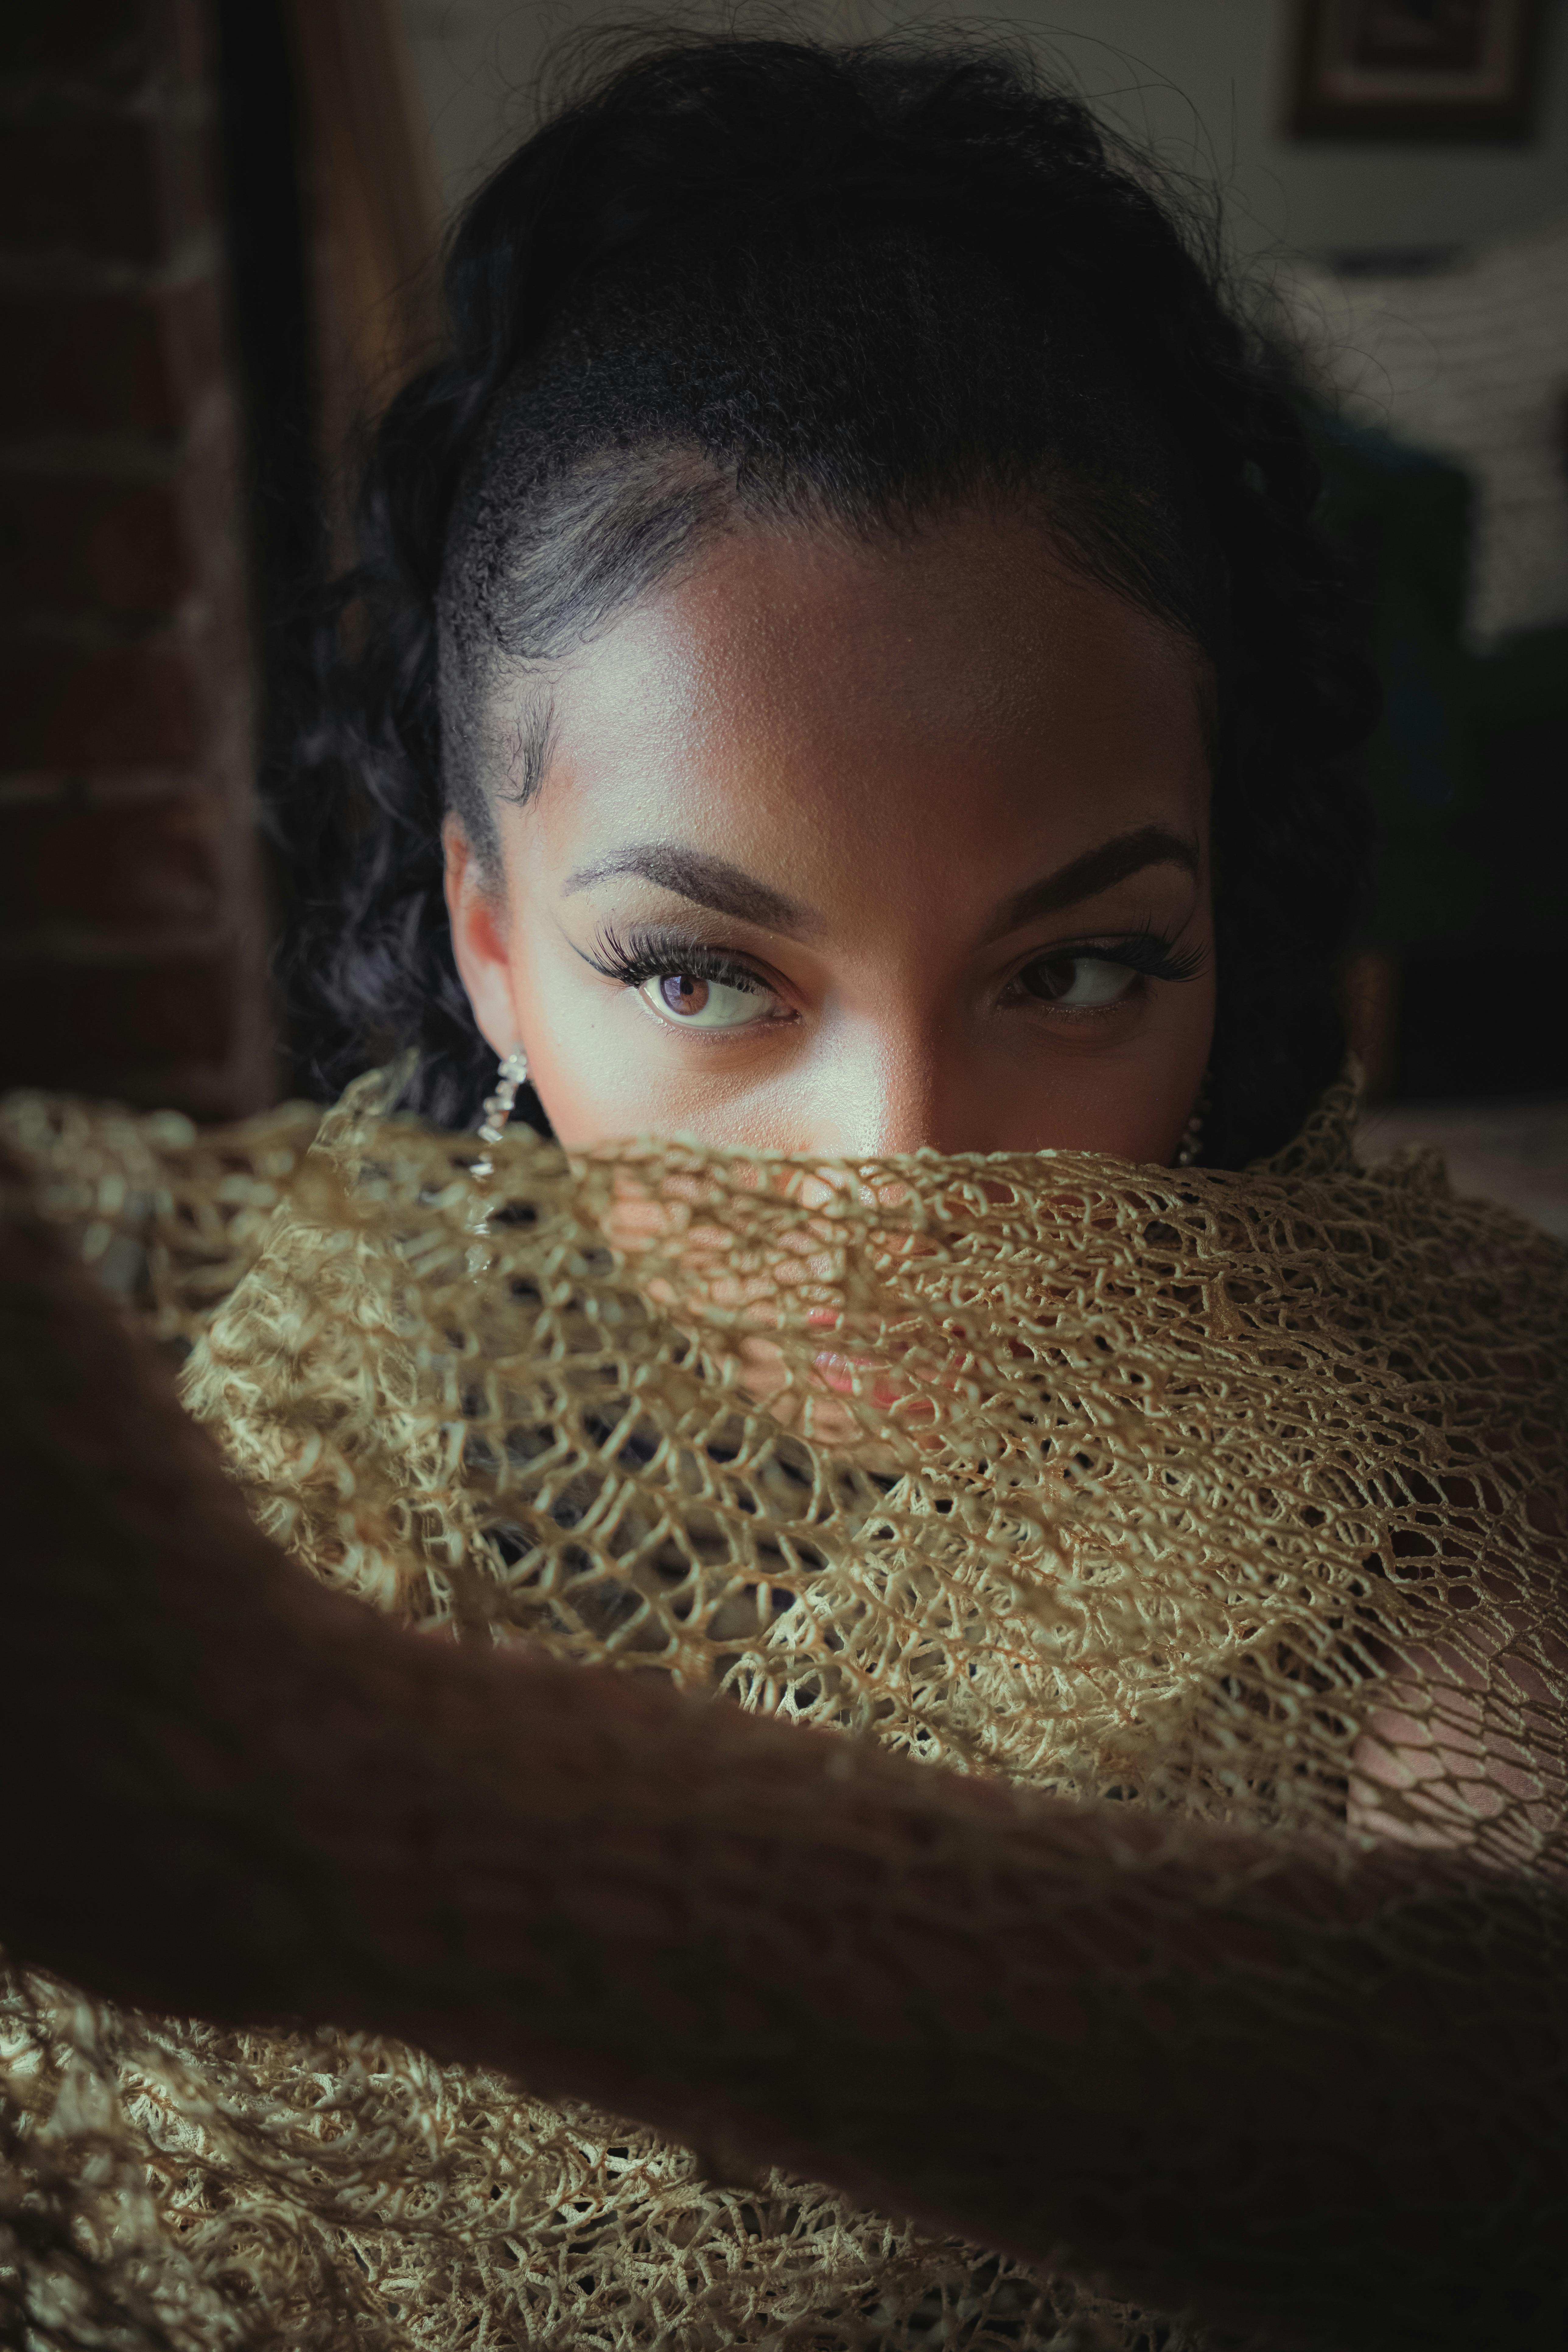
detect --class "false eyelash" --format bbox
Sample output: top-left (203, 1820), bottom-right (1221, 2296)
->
top-left (584, 924), bottom-right (770, 996)
top-left (1061, 929), bottom-right (1209, 986)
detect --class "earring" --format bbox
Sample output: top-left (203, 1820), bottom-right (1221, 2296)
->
top-left (1175, 1077), bottom-right (1209, 1169)
top-left (468, 1048), bottom-right (529, 1267)
top-left (472, 1046), bottom-right (529, 1185)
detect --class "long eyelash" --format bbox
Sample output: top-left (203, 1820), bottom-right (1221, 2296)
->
top-left (583, 924), bottom-right (768, 995)
top-left (1078, 929), bottom-right (1208, 985)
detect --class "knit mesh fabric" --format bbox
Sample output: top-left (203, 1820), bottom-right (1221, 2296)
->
top-left (1, 1068), bottom-right (1563, 2351)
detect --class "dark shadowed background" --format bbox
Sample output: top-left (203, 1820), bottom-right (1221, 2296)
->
top-left (2, 0), bottom-right (1564, 1227)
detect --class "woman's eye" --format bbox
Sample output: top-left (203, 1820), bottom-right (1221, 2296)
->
top-left (638, 970), bottom-right (773, 1028)
top-left (1020, 953), bottom-right (1138, 1010)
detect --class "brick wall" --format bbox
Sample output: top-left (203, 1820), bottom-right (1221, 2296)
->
top-left (0, 0), bottom-right (276, 1116)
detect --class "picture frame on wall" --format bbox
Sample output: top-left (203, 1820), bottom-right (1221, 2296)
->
top-left (1288, 0), bottom-right (1545, 139)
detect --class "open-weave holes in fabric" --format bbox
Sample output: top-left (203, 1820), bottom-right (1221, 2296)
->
top-left (0, 1069), bottom-right (1564, 2352)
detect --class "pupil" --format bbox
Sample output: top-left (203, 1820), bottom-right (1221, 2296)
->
top-left (1026, 955), bottom-right (1073, 1000)
top-left (661, 973), bottom-right (709, 1015)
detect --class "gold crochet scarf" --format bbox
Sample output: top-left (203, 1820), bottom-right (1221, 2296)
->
top-left (1, 1069), bottom-right (1563, 2351)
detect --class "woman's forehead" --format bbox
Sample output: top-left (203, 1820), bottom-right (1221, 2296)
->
top-left (498, 512), bottom-right (1213, 894)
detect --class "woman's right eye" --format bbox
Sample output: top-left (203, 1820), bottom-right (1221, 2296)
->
top-left (637, 970), bottom-right (774, 1029)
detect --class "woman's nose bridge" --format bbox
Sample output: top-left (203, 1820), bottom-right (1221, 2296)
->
top-left (825, 1015), bottom-right (958, 1156)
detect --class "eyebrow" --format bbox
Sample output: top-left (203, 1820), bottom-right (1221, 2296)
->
top-left (981, 824), bottom-right (1199, 941)
top-left (562, 844), bottom-right (816, 936)
top-left (562, 821), bottom-right (1198, 942)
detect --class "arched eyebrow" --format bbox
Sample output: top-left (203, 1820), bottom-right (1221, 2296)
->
top-left (562, 824), bottom-right (1197, 942)
top-left (979, 824), bottom-right (1199, 942)
top-left (562, 845), bottom-right (815, 936)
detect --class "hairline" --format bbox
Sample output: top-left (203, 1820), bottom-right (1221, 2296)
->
top-left (442, 464), bottom-right (1218, 866)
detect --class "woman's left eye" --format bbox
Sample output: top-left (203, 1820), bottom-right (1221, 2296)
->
top-left (1018, 953), bottom-right (1139, 1010)
top-left (638, 969), bottom-right (774, 1028)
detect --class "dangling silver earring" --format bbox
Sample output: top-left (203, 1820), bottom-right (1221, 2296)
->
top-left (1175, 1077), bottom-right (1209, 1169)
top-left (468, 1048), bottom-right (528, 1269)
top-left (472, 1046), bottom-right (529, 1184)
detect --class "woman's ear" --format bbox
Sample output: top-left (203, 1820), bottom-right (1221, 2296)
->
top-left (443, 814), bottom-right (520, 1057)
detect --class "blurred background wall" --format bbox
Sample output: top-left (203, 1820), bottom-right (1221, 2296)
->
top-left (0, 0), bottom-right (274, 1116)
top-left (0, 0), bottom-right (438, 1118)
top-left (2, 0), bottom-right (1565, 1223)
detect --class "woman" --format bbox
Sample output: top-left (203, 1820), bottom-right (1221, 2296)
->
top-left (1, 33), bottom-right (1563, 2352)
top-left (285, 30), bottom-right (1364, 1171)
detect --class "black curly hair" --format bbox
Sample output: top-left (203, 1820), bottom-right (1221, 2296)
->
top-left (277, 30), bottom-right (1373, 1164)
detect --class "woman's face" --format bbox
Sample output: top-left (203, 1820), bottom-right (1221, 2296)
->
top-left (446, 508), bottom-right (1215, 1160)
